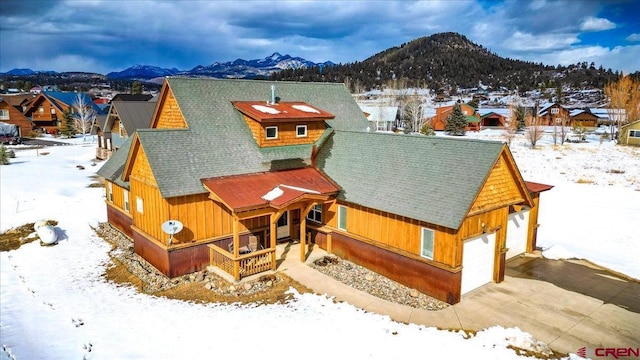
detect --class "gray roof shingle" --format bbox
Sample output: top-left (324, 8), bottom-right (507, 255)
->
top-left (315, 131), bottom-right (505, 229)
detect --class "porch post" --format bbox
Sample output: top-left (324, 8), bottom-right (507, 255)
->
top-left (327, 232), bottom-right (332, 254)
top-left (300, 202), bottom-right (317, 262)
top-left (270, 212), bottom-right (277, 270)
top-left (232, 214), bottom-right (240, 281)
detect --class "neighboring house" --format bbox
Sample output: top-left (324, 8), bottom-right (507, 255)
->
top-left (429, 103), bottom-right (481, 131)
top-left (589, 107), bottom-right (626, 126)
top-left (23, 91), bottom-right (105, 134)
top-left (537, 103), bottom-right (571, 126)
top-left (0, 99), bottom-right (33, 137)
top-left (358, 105), bottom-right (398, 132)
top-left (619, 120), bottom-right (640, 146)
top-left (569, 109), bottom-right (599, 129)
top-left (97, 78), bottom-right (552, 305)
top-left (109, 94), bottom-right (154, 103)
top-left (96, 101), bottom-right (156, 160)
top-left (479, 111), bottom-right (507, 127)
top-left (1, 93), bottom-right (35, 113)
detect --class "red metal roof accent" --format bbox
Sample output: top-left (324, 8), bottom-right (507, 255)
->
top-left (231, 101), bottom-right (335, 123)
top-left (202, 167), bottom-right (340, 211)
top-left (525, 181), bottom-right (554, 193)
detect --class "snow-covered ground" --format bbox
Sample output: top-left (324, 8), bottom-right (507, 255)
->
top-left (2, 131), bottom-right (637, 359)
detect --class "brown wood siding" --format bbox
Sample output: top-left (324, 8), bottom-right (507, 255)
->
top-left (245, 117), bottom-right (327, 147)
top-left (0, 100), bottom-right (32, 136)
top-left (329, 232), bottom-right (462, 304)
top-left (133, 228), bottom-right (170, 275)
top-left (326, 201), bottom-right (458, 267)
top-left (155, 88), bottom-right (187, 129)
top-left (469, 152), bottom-right (525, 215)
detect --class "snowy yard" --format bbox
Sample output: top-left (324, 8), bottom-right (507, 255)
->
top-left (2, 131), bottom-right (637, 359)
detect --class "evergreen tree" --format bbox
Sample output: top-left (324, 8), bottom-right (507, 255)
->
top-left (131, 81), bottom-right (143, 94)
top-left (445, 103), bottom-right (467, 136)
top-left (466, 97), bottom-right (479, 109)
top-left (0, 145), bottom-right (9, 165)
top-left (59, 110), bottom-right (77, 138)
top-left (513, 104), bottom-right (528, 132)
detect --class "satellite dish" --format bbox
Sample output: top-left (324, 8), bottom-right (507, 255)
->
top-left (161, 220), bottom-right (183, 245)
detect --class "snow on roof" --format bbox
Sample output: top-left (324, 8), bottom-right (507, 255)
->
top-left (477, 108), bottom-right (510, 117)
top-left (252, 104), bottom-right (281, 114)
top-left (291, 104), bottom-right (320, 114)
top-left (359, 105), bottom-right (398, 122)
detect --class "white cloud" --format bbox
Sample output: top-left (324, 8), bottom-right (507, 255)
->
top-left (626, 33), bottom-right (640, 42)
top-left (502, 31), bottom-right (580, 51)
top-left (580, 16), bottom-right (616, 31)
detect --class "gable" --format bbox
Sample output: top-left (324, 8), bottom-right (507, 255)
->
top-left (150, 84), bottom-right (187, 129)
top-left (122, 135), bottom-right (158, 187)
top-left (468, 149), bottom-right (532, 215)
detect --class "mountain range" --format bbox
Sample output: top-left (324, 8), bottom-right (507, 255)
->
top-left (2, 33), bottom-right (637, 92)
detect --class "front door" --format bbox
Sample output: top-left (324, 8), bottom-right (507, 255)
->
top-left (276, 211), bottom-right (290, 239)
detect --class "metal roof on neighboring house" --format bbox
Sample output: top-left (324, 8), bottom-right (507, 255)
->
top-left (358, 105), bottom-right (398, 122)
top-left (42, 91), bottom-right (106, 115)
top-left (96, 136), bottom-right (132, 189)
top-left (316, 131), bottom-right (507, 229)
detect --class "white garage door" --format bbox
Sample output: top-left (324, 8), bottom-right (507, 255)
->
top-left (461, 233), bottom-right (496, 295)
top-left (506, 209), bottom-right (530, 259)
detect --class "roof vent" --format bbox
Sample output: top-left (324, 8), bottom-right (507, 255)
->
top-left (269, 85), bottom-right (277, 105)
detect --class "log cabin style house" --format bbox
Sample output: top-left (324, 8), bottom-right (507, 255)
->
top-left (429, 102), bottom-right (481, 132)
top-left (97, 77), bottom-right (552, 304)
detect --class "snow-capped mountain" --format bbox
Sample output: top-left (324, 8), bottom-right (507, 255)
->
top-left (183, 52), bottom-right (333, 79)
top-left (106, 65), bottom-right (181, 80)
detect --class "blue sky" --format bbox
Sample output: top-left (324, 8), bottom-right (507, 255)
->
top-left (1, 0), bottom-right (639, 74)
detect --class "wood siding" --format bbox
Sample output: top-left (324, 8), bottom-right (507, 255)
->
top-left (325, 200), bottom-right (458, 267)
top-left (0, 100), bottom-right (32, 136)
top-left (468, 152), bottom-right (526, 215)
top-left (243, 115), bottom-right (327, 147)
top-left (106, 203), bottom-right (134, 238)
top-left (154, 88), bottom-right (187, 129)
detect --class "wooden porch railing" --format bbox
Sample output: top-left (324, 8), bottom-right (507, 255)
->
top-left (208, 244), bottom-right (275, 281)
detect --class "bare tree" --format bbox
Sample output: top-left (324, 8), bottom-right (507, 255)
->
top-left (525, 103), bottom-right (544, 148)
top-left (604, 75), bottom-right (640, 140)
top-left (73, 93), bottom-right (96, 142)
top-left (558, 114), bottom-right (569, 145)
top-left (403, 91), bottom-right (423, 133)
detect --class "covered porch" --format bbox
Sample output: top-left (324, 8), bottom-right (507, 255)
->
top-left (202, 167), bottom-right (340, 281)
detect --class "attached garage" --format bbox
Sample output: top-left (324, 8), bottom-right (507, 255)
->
top-left (461, 233), bottom-right (496, 295)
top-left (506, 208), bottom-right (530, 259)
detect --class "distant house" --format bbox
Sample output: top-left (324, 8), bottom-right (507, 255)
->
top-left (569, 109), bottom-right (599, 129)
top-left (429, 103), bottom-right (481, 131)
top-left (0, 93), bottom-right (34, 113)
top-left (479, 111), bottom-right (507, 127)
top-left (619, 120), bottom-right (640, 146)
top-left (358, 105), bottom-right (398, 131)
top-left (109, 94), bottom-right (154, 103)
top-left (97, 77), bottom-right (552, 305)
top-left (96, 101), bottom-right (156, 160)
top-left (589, 107), bottom-right (626, 126)
top-left (537, 103), bottom-right (570, 126)
top-left (0, 99), bottom-right (33, 137)
top-left (22, 91), bottom-right (105, 134)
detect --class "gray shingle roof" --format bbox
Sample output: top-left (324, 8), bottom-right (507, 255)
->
top-left (315, 131), bottom-right (505, 229)
top-left (108, 101), bottom-right (156, 134)
top-left (99, 78), bottom-right (369, 198)
top-left (96, 136), bottom-right (133, 189)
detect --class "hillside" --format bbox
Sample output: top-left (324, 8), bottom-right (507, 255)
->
top-left (270, 32), bottom-right (622, 92)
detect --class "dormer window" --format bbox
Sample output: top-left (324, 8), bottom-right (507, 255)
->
top-left (266, 126), bottom-right (278, 139)
top-left (296, 125), bottom-right (307, 137)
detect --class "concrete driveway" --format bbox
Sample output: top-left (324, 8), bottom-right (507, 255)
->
top-left (282, 245), bottom-right (640, 356)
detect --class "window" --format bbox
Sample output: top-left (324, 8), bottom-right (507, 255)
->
top-left (421, 227), bottom-right (434, 260)
top-left (0, 109), bottom-right (8, 120)
top-left (39, 106), bottom-right (44, 114)
top-left (119, 122), bottom-right (125, 137)
top-left (123, 190), bottom-right (130, 212)
top-left (136, 196), bottom-right (144, 214)
top-left (337, 205), bottom-right (347, 231)
top-left (296, 125), bottom-right (307, 137)
top-left (266, 126), bottom-right (278, 139)
top-left (551, 108), bottom-right (559, 114)
top-left (51, 108), bottom-right (56, 114)
top-left (630, 130), bottom-right (640, 138)
top-left (307, 204), bottom-right (322, 223)
top-left (107, 182), bottom-right (113, 202)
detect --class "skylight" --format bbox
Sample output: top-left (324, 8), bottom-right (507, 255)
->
top-left (252, 105), bottom-right (280, 114)
top-left (292, 104), bottom-right (320, 114)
